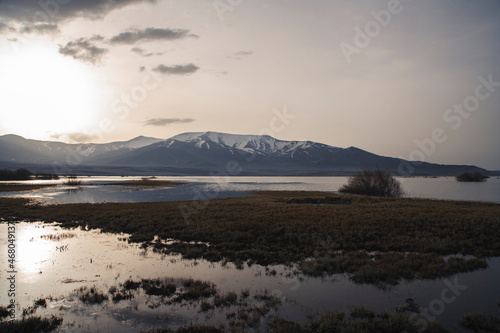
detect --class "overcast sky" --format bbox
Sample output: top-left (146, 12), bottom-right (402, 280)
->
top-left (0, 0), bottom-right (499, 170)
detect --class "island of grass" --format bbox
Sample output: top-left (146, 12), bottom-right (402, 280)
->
top-left (102, 179), bottom-right (186, 187)
top-left (1, 191), bottom-right (499, 288)
top-left (0, 183), bottom-right (57, 192)
top-left (456, 172), bottom-right (490, 182)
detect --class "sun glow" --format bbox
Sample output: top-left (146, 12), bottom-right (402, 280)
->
top-left (0, 43), bottom-right (103, 140)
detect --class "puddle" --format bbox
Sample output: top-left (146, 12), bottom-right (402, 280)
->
top-left (1, 222), bottom-right (499, 332)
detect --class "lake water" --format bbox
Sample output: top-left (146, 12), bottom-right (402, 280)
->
top-left (1, 178), bottom-right (499, 331)
top-left (1, 222), bottom-right (499, 332)
top-left (1, 176), bottom-right (500, 204)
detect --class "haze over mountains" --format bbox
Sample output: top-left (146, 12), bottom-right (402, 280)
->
top-left (0, 132), bottom-right (492, 176)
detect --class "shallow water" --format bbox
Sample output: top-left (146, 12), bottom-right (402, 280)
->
top-left (1, 222), bottom-right (499, 332)
top-left (1, 176), bottom-right (500, 204)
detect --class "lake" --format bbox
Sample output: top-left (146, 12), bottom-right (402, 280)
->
top-left (1, 177), bottom-right (499, 331)
top-left (1, 176), bottom-right (500, 204)
top-left (1, 222), bottom-right (499, 332)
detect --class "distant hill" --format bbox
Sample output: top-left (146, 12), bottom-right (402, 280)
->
top-left (0, 132), bottom-right (492, 176)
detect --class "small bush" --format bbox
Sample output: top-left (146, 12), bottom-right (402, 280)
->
top-left (456, 172), bottom-right (489, 182)
top-left (63, 175), bottom-right (82, 186)
top-left (339, 169), bottom-right (403, 197)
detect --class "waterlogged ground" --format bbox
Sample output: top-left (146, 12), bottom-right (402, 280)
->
top-left (1, 176), bottom-right (500, 204)
top-left (1, 222), bottom-right (500, 332)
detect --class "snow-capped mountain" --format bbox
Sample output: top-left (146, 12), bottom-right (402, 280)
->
top-left (0, 134), bottom-right (163, 165)
top-left (0, 132), bottom-right (490, 176)
top-left (170, 132), bottom-right (341, 158)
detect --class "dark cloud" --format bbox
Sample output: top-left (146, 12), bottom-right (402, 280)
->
top-left (0, 22), bottom-right (7, 33)
top-left (0, 0), bottom-right (156, 23)
top-left (144, 118), bottom-right (195, 127)
top-left (229, 51), bottom-right (253, 60)
top-left (109, 27), bottom-right (194, 45)
top-left (152, 64), bottom-right (199, 75)
top-left (20, 23), bottom-right (59, 34)
top-left (58, 35), bottom-right (108, 65)
top-left (51, 132), bottom-right (99, 143)
top-left (131, 46), bottom-right (163, 57)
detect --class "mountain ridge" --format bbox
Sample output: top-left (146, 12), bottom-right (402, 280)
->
top-left (0, 132), bottom-right (493, 176)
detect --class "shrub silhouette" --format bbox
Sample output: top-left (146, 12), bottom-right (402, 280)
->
top-left (63, 175), bottom-right (82, 186)
top-left (0, 168), bottom-right (32, 180)
top-left (456, 172), bottom-right (489, 182)
top-left (339, 169), bottom-right (403, 197)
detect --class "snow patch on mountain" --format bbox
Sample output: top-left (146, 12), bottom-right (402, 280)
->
top-left (170, 131), bottom-right (340, 156)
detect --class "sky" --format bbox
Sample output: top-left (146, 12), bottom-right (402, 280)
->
top-left (0, 0), bottom-right (499, 170)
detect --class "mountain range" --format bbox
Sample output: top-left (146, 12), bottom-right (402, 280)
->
top-left (0, 132), bottom-right (493, 176)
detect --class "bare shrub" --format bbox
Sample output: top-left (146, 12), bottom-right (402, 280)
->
top-left (339, 169), bottom-right (403, 197)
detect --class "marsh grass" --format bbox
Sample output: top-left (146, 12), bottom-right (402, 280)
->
top-left (174, 279), bottom-right (217, 302)
top-left (0, 315), bottom-right (63, 333)
top-left (269, 307), bottom-right (448, 333)
top-left (141, 278), bottom-right (177, 297)
top-left (144, 325), bottom-right (222, 333)
top-left (103, 180), bottom-right (185, 187)
top-left (459, 313), bottom-right (500, 332)
top-left (0, 184), bottom-right (56, 192)
top-left (456, 172), bottom-right (489, 182)
top-left (103, 277), bottom-right (281, 331)
top-left (40, 232), bottom-right (77, 241)
top-left (0, 306), bottom-right (9, 319)
top-left (75, 286), bottom-right (108, 304)
top-left (301, 251), bottom-right (488, 287)
top-left (63, 179), bottom-right (82, 186)
top-left (1, 191), bottom-right (499, 286)
top-left (108, 284), bottom-right (135, 303)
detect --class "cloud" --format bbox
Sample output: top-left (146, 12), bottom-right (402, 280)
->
top-left (51, 132), bottom-right (99, 143)
top-left (131, 46), bottom-right (162, 57)
top-left (109, 27), bottom-right (195, 45)
top-left (152, 64), bottom-right (199, 75)
top-left (58, 35), bottom-right (108, 65)
top-left (144, 118), bottom-right (195, 126)
top-left (20, 23), bottom-right (59, 34)
top-left (0, 22), bottom-right (7, 33)
top-left (229, 51), bottom-right (253, 60)
top-left (0, 0), bottom-right (156, 23)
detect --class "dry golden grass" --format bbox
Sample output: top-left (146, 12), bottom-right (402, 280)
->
top-left (1, 191), bottom-right (499, 286)
top-left (0, 184), bottom-right (57, 192)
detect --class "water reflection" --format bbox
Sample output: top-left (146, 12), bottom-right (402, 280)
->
top-left (1, 222), bottom-right (499, 332)
top-left (65, 187), bottom-right (83, 195)
top-left (0, 176), bottom-right (499, 204)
